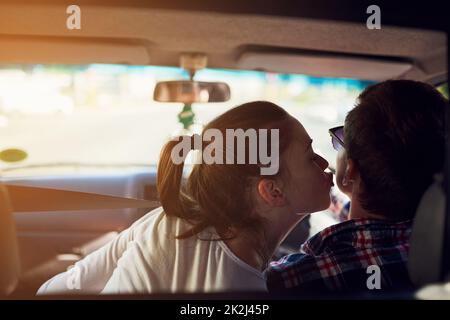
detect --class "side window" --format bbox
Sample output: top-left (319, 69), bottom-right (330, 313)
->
top-left (437, 82), bottom-right (448, 99)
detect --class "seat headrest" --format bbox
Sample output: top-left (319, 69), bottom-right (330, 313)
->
top-left (408, 173), bottom-right (446, 287)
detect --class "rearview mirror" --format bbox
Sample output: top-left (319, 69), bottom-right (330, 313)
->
top-left (153, 81), bottom-right (230, 103)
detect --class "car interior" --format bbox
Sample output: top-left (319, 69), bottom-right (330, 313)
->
top-left (0, 0), bottom-right (448, 299)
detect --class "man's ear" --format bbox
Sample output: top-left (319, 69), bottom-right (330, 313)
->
top-left (257, 179), bottom-right (286, 207)
top-left (343, 158), bottom-right (359, 187)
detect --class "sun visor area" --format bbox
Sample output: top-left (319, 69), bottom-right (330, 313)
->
top-left (237, 51), bottom-right (413, 81)
top-left (0, 36), bottom-right (151, 65)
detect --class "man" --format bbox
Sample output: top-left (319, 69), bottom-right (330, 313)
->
top-left (265, 80), bottom-right (448, 293)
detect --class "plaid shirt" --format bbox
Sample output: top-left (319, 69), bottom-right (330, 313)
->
top-left (265, 219), bottom-right (414, 294)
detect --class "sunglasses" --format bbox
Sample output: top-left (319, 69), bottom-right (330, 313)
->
top-left (329, 126), bottom-right (345, 151)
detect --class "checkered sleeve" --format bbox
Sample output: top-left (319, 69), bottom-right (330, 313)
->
top-left (264, 253), bottom-right (331, 294)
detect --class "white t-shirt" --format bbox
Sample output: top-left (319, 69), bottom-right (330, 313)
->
top-left (37, 207), bottom-right (267, 294)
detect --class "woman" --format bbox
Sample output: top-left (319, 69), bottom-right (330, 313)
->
top-left (38, 101), bottom-right (333, 294)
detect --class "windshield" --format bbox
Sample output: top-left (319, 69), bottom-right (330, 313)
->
top-left (0, 64), bottom-right (374, 176)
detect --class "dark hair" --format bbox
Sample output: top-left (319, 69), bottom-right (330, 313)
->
top-left (156, 101), bottom-right (295, 245)
top-left (345, 80), bottom-right (448, 220)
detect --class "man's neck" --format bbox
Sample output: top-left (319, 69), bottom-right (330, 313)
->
top-left (348, 199), bottom-right (386, 220)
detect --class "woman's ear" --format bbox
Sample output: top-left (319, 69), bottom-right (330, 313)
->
top-left (257, 179), bottom-right (286, 207)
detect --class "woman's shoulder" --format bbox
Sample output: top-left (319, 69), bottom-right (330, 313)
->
top-left (108, 208), bottom-right (177, 281)
top-left (131, 206), bottom-right (183, 237)
top-left (128, 207), bottom-right (199, 255)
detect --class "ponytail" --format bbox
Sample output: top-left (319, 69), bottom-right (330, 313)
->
top-left (157, 139), bottom-right (186, 217)
top-left (156, 136), bottom-right (205, 238)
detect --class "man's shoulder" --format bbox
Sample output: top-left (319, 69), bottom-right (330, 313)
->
top-left (265, 218), bottom-right (413, 294)
top-left (265, 251), bottom-right (336, 293)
